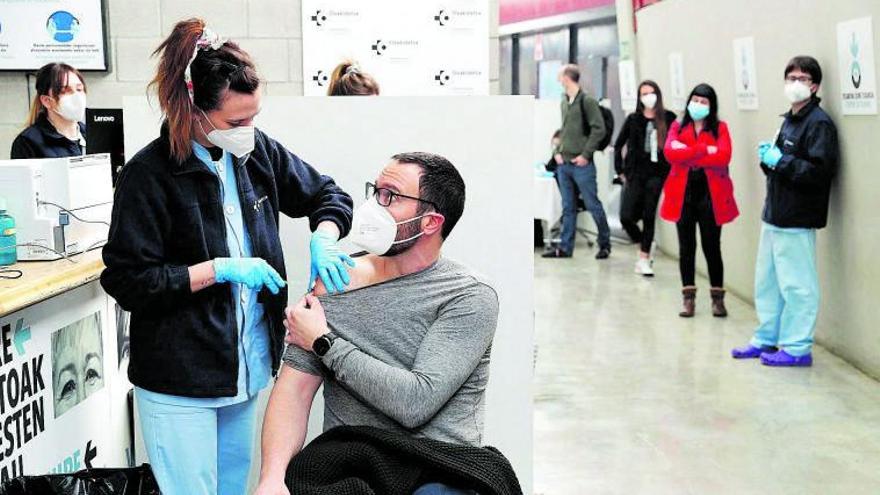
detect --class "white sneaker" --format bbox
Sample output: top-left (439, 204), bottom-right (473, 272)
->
top-left (635, 257), bottom-right (654, 277)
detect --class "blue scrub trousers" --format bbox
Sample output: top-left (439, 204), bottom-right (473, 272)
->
top-left (750, 223), bottom-right (819, 356)
top-left (136, 391), bottom-right (259, 495)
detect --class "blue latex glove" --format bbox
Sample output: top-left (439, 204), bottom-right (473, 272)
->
top-left (756, 141), bottom-right (772, 162)
top-left (761, 145), bottom-right (783, 168)
top-left (309, 230), bottom-right (355, 294)
top-left (214, 257), bottom-right (286, 294)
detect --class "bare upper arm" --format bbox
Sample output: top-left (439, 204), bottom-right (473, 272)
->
top-left (311, 277), bottom-right (330, 296)
top-left (311, 255), bottom-right (373, 296)
top-left (275, 363), bottom-right (324, 401)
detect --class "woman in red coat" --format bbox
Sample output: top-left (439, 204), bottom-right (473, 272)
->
top-left (660, 83), bottom-right (739, 318)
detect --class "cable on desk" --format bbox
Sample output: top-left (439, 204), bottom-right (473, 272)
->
top-left (14, 243), bottom-right (78, 263)
top-left (0, 267), bottom-right (23, 280)
top-left (84, 240), bottom-right (107, 252)
top-left (38, 200), bottom-right (112, 228)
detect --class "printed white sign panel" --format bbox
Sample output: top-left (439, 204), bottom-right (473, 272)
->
top-left (733, 36), bottom-right (759, 110)
top-left (837, 16), bottom-right (877, 115)
top-left (668, 52), bottom-right (686, 111)
top-left (302, 0), bottom-right (489, 96)
top-left (618, 59), bottom-right (637, 112)
top-left (0, 0), bottom-right (108, 71)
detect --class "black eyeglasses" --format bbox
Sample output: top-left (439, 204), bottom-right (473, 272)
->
top-left (785, 75), bottom-right (812, 84)
top-left (366, 182), bottom-right (438, 210)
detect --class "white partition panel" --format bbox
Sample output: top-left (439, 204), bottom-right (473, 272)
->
top-left (533, 99), bottom-right (561, 165)
top-left (123, 96), bottom-right (535, 492)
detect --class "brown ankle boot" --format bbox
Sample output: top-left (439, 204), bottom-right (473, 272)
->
top-left (679, 287), bottom-right (696, 317)
top-left (711, 288), bottom-right (728, 317)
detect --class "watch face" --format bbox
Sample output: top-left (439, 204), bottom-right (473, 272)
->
top-left (314, 337), bottom-right (330, 356)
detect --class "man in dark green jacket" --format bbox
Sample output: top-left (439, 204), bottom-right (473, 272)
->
top-left (544, 64), bottom-right (611, 259)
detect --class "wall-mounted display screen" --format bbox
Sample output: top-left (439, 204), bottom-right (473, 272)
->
top-left (0, 0), bottom-right (109, 71)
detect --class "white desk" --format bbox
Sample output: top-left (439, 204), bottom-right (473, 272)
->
top-left (534, 175), bottom-right (562, 224)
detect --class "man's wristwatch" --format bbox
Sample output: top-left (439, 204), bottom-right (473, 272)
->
top-left (313, 333), bottom-right (337, 357)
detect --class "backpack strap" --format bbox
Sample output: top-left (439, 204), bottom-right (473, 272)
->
top-left (580, 92), bottom-right (593, 138)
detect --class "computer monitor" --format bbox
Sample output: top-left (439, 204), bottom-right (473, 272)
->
top-left (85, 108), bottom-right (125, 185)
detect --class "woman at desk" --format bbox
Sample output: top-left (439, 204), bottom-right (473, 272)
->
top-left (100, 18), bottom-right (355, 495)
top-left (11, 62), bottom-right (87, 159)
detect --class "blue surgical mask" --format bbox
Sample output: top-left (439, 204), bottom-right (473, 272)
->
top-left (687, 101), bottom-right (710, 121)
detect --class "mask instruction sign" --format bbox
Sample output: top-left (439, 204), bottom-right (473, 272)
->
top-left (618, 59), bottom-right (637, 112)
top-left (668, 52), bottom-right (686, 111)
top-left (302, 0), bottom-right (489, 96)
top-left (837, 16), bottom-right (877, 115)
top-left (0, 0), bottom-right (108, 71)
top-left (733, 36), bottom-right (759, 110)
top-left (0, 284), bottom-right (125, 481)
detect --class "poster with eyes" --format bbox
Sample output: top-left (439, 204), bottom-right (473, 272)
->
top-left (114, 305), bottom-right (130, 369)
top-left (50, 312), bottom-right (105, 418)
top-left (0, 282), bottom-right (128, 481)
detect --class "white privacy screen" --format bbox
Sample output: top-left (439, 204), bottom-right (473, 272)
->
top-left (123, 95), bottom-right (536, 492)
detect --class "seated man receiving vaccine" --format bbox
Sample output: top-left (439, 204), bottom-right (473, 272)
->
top-left (256, 152), bottom-right (500, 495)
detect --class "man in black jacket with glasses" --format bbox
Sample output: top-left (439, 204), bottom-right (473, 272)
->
top-left (732, 56), bottom-right (839, 367)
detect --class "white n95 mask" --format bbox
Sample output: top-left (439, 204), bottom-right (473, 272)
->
top-left (640, 93), bottom-right (657, 109)
top-left (784, 81), bottom-right (812, 104)
top-left (199, 109), bottom-right (255, 158)
top-left (55, 92), bottom-right (86, 123)
top-left (348, 197), bottom-right (428, 256)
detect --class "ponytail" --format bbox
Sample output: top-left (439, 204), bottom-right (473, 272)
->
top-left (149, 18), bottom-right (260, 163)
top-left (26, 95), bottom-right (44, 128)
top-left (327, 60), bottom-right (380, 96)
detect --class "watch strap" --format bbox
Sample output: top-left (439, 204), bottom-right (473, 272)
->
top-left (314, 332), bottom-right (337, 357)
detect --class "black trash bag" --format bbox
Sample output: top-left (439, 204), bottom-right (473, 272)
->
top-left (0, 464), bottom-right (161, 495)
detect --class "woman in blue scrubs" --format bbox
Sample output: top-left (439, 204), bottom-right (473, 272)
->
top-left (100, 18), bottom-right (354, 495)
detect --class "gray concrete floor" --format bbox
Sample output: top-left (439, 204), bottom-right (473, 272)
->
top-left (533, 240), bottom-right (880, 495)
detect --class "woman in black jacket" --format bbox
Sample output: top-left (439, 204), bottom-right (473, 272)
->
top-left (11, 62), bottom-right (88, 159)
top-left (613, 80), bottom-right (676, 276)
top-left (100, 19), bottom-right (354, 495)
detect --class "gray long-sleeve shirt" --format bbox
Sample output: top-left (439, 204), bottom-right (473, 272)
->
top-left (282, 257), bottom-right (499, 446)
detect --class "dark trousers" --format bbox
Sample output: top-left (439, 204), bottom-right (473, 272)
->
top-left (620, 175), bottom-right (664, 253)
top-left (676, 170), bottom-right (724, 287)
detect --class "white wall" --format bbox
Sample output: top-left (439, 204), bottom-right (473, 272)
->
top-left (0, 0), bottom-right (501, 159)
top-left (123, 95), bottom-right (536, 492)
top-left (634, 0), bottom-right (880, 377)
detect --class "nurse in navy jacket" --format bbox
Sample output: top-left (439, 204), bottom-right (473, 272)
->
top-left (11, 62), bottom-right (87, 159)
top-left (100, 19), bottom-right (354, 495)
